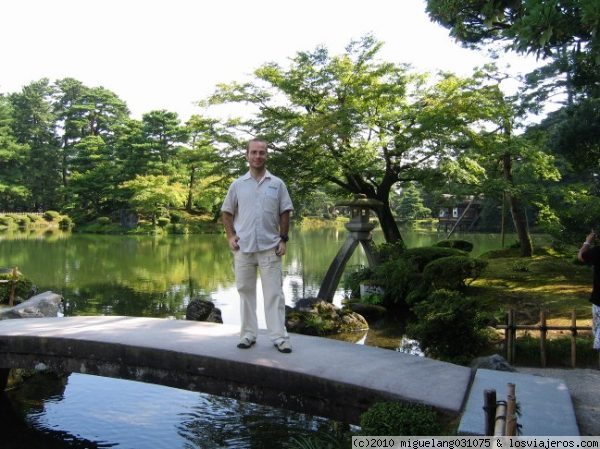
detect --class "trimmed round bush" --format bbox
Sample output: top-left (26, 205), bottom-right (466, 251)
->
top-left (360, 401), bottom-right (441, 436)
top-left (422, 256), bottom-right (487, 291)
top-left (434, 239), bottom-right (474, 253)
top-left (400, 246), bottom-right (466, 272)
top-left (0, 216), bottom-right (14, 226)
top-left (157, 217), bottom-right (171, 227)
top-left (59, 216), bottom-right (73, 228)
top-left (97, 216), bottom-right (111, 225)
top-left (43, 210), bottom-right (61, 221)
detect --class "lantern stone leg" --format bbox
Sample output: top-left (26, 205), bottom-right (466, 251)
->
top-left (317, 235), bottom-right (361, 302)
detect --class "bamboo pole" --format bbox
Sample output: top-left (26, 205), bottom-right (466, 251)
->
top-left (540, 310), bottom-right (547, 368)
top-left (571, 310), bottom-right (577, 368)
top-left (505, 383), bottom-right (517, 436)
top-left (506, 310), bottom-right (513, 364)
top-left (484, 389), bottom-right (497, 436)
top-left (494, 401), bottom-right (507, 436)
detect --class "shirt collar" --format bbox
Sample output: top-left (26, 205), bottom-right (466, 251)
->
top-left (242, 170), bottom-right (272, 182)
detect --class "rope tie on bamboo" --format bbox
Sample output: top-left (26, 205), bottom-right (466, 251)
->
top-left (495, 400), bottom-right (507, 421)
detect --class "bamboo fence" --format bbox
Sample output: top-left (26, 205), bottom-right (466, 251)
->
top-left (497, 309), bottom-right (593, 368)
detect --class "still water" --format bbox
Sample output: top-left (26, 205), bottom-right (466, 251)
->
top-left (0, 226), bottom-right (520, 448)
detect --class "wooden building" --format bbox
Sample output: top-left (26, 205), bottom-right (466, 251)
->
top-left (437, 195), bottom-right (482, 233)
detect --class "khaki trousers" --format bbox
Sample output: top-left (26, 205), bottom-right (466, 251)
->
top-left (234, 248), bottom-right (289, 344)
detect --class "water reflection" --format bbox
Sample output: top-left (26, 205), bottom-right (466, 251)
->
top-left (0, 226), bottom-right (531, 448)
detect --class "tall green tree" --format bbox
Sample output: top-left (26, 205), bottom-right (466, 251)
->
top-left (209, 36), bottom-right (508, 243)
top-left (0, 95), bottom-right (30, 210)
top-left (426, 0), bottom-right (600, 98)
top-left (141, 110), bottom-right (189, 175)
top-left (9, 79), bottom-right (61, 211)
top-left (120, 175), bottom-right (187, 224)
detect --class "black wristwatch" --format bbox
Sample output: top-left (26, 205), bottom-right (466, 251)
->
top-left (279, 234), bottom-right (289, 243)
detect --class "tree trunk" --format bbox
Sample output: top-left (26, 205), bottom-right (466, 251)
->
top-left (186, 167), bottom-right (196, 212)
top-left (374, 202), bottom-right (403, 245)
top-left (502, 153), bottom-right (533, 257)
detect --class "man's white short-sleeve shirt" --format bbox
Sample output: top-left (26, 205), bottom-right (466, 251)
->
top-left (221, 170), bottom-right (293, 253)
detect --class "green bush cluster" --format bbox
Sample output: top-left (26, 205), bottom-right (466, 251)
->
top-left (422, 256), bottom-right (487, 291)
top-left (0, 271), bottom-right (34, 304)
top-left (43, 210), bottom-right (61, 221)
top-left (359, 401), bottom-right (441, 436)
top-left (406, 289), bottom-right (492, 364)
top-left (434, 239), bottom-right (474, 252)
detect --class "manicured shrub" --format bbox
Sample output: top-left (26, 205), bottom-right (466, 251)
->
top-left (97, 216), bottom-right (111, 225)
top-left (422, 256), bottom-right (487, 291)
top-left (17, 215), bottom-right (31, 226)
top-left (0, 215), bottom-right (14, 226)
top-left (43, 210), bottom-right (61, 221)
top-left (157, 217), bottom-right (170, 227)
top-left (169, 211), bottom-right (183, 224)
top-left (434, 239), bottom-right (474, 253)
top-left (59, 216), bottom-right (73, 228)
top-left (360, 401), bottom-right (441, 436)
top-left (407, 289), bottom-right (492, 364)
top-left (375, 241), bottom-right (406, 263)
top-left (400, 247), bottom-right (466, 272)
top-left (373, 258), bottom-right (420, 305)
top-left (27, 214), bottom-right (42, 222)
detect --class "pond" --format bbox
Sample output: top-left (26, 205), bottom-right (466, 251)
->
top-left (0, 225), bottom-right (525, 448)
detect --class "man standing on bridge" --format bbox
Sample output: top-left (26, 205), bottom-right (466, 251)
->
top-left (221, 138), bottom-right (294, 353)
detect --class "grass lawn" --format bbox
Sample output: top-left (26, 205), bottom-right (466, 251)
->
top-left (468, 244), bottom-right (598, 367)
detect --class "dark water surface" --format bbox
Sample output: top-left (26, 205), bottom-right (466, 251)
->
top-left (0, 226), bottom-right (526, 448)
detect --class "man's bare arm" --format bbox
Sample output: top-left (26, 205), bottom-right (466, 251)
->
top-left (222, 211), bottom-right (239, 251)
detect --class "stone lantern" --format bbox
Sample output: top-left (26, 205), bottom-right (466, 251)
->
top-left (317, 195), bottom-right (383, 302)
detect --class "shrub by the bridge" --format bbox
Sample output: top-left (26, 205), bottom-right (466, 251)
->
top-left (359, 401), bottom-right (441, 436)
top-left (407, 289), bottom-right (492, 365)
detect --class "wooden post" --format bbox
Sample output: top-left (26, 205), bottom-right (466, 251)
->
top-left (494, 400), bottom-right (507, 436)
top-left (505, 383), bottom-right (517, 436)
top-left (506, 309), bottom-right (515, 364)
top-left (484, 389), bottom-right (497, 436)
top-left (540, 310), bottom-right (547, 368)
top-left (571, 310), bottom-right (577, 368)
top-left (8, 266), bottom-right (18, 307)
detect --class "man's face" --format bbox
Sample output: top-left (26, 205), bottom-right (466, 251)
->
top-left (246, 141), bottom-right (268, 170)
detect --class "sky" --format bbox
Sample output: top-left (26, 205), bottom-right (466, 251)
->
top-left (1, 0), bottom-right (543, 122)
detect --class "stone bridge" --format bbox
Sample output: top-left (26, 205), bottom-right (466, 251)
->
top-left (0, 316), bottom-right (471, 424)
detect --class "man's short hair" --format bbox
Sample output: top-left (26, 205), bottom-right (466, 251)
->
top-left (246, 138), bottom-right (268, 153)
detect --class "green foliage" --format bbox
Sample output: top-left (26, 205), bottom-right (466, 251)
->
top-left (375, 241), bottom-right (406, 263)
top-left (0, 272), bottom-right (34, 304)
top-left (157, 217), bottom-right (170, 227)
top-left (400, 246), bottom-right (466, 272)
top-left (434, 239), bottom-right (473, 253)
top-left (0, 215), bottom-right (14, 227)
top-left (343, 267), bottom-right (375, 298)
top-left (43, 210), bottom-right (61, 221)
top-left (407, 289), bottom-right (492, 364)
top-left (97, 216), bottom-right (111, 225)
top-left (373, 258), bottom-right (420, 305)
top-left (59, 216), bottom-right (73, 228)
top-left (422, 256), bottom-right (488, 291)
top-left (359, 401), bottom-right (441, 436)
top-left (361, 293), bottom-right (384, 306)
top-left (397, 183), bottom-right (432, 220)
